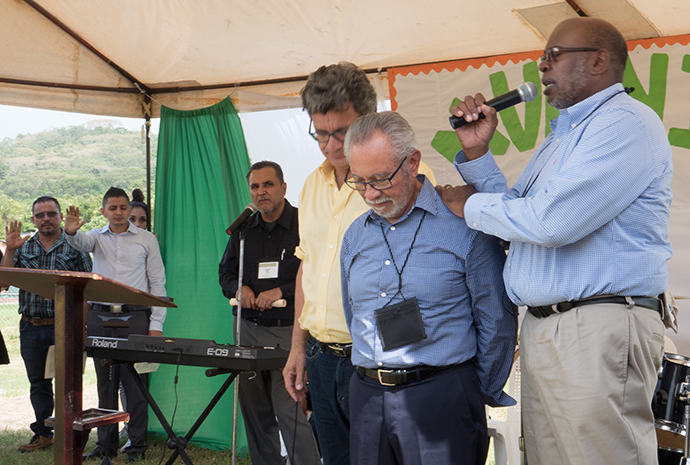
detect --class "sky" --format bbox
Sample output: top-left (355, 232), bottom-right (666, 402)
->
top-left (0, 104), bottom-right (160, 140)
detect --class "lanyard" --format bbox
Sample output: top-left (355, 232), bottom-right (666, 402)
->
top-left (379, 210), bottom-right (427, 305)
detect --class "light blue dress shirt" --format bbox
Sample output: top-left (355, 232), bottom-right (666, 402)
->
top-left (66, 222), bottom-right (167, 332)
top-left (341, 177), bottom-right (517, 407)
top-left (455, 83), bottom-right (673, 307)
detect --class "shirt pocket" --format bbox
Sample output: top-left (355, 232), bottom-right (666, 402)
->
top-left (404, 251), bottom-right (463, 310)
top-left (54, 252), bottom-right (76, 271)
top-left (18, 252), bottom-right (40, 270)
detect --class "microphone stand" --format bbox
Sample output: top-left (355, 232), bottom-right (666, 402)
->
top-left (232, 227), bottom-right (247, 465)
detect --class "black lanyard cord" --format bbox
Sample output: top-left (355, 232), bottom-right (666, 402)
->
top-left (379, 210), bottom-right (427, 305)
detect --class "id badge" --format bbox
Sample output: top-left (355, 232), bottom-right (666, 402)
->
top-left (374, 297), bottom-right (426, 351)
top-left (258, 261), bottom-right (279, 279)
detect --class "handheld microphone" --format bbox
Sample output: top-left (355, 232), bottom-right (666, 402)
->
top-left (449, 82), bottom-right (539, 129)
top-left (226, 203), bottom-right (257, 235)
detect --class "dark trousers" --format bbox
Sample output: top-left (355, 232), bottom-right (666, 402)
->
top-left (305, 336), bottom-right (355, 465)
top-left (19, 319), bottom-right (55, 438)
top-left (237, 319), bottom-right (321, 465)
top-left (349, 363), bottom-right (488, 465)
top-left (87, 309), bottom-right (149, 456)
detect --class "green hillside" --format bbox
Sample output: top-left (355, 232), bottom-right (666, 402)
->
top-left (0, 122), bottom-right (157, 234)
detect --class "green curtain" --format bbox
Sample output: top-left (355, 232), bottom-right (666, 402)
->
top-left (150, 97), bottom-right (252, 452)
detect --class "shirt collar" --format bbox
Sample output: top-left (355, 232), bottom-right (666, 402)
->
top-left (364, 174), bottom-right (437, 226)
top-left (98, 222), bottom-right (139, 235)
top-left (251, 199), bottom-right (295, 230)
top-left (27, 229), bottom-right (67, 251)
top-left (558, 83), bottom-right (625, 126)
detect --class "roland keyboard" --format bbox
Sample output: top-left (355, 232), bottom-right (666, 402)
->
top-left (85, 334), bottom-right (289, 372)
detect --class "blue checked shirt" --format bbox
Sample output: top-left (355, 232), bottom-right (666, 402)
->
top-left (341, 177), bottom-right (518, 407)
top-left (455, 83), bottom-right (673, 307)
top-left (14, 230), bottom-right (93, 318)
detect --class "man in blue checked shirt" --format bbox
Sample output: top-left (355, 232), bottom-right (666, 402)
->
top-left (340, 111), bottom-right (517, 465)
top-left (1, 196), bottom-right (92, 453)
top-left (440, 18), bottom-right (673, 465)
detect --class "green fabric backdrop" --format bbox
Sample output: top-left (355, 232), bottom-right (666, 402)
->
top-left (151, 97), bottom-right (252, 452)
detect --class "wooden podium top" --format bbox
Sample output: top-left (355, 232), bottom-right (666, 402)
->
top-left (0, 267), bottom-right (176, 308)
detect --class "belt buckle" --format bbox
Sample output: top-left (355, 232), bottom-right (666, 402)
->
top-left (331, 345), bottom-right (345, 356)
top-left (112, 305), bottom-right (123, 314)
top-left (550, 304), bottom-right (560, 314)
top-left (328, 344), bottom-right (346, 356)
top-left (377, 369), bottom-right (396, 386)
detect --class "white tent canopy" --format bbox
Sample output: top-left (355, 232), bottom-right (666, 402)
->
top-left (2, 0), bottom-right (690, 117)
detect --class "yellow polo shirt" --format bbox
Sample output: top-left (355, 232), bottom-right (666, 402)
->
top-left (295, 159), bottom-right (436, 343)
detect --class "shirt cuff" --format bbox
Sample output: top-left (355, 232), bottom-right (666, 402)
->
top-left (148, 307), bottom-right (166, 332)
top-left (464, 192), bottom-right (504, 232)
top-left (486, 390), bottom-right (517, 408)
top-left (453, 149), bottom-right (497, 184)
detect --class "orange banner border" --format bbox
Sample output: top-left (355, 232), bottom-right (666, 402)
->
top-left (388, 33), bottom-right (690, 110)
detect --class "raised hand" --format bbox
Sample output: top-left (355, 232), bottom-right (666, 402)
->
top-left (4, 220), bottom-right (29, 251)
top-left (450, 93), bottom-right (499, 161)
top-left (64, 206), bottom-right (86, 235)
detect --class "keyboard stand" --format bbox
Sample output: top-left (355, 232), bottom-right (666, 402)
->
top-left (124, 363), bottom-right (239, 465)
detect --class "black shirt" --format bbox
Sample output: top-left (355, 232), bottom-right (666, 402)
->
top-left (218, 200), bottom-right (299, 321)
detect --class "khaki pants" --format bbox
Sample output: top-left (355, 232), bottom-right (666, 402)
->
top-left (521, 303), bottom-right (664, 465)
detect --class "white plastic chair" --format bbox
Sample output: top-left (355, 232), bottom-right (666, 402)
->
top-left (664, 335), bottom-right (678, 354)
top-left (487, 349), bottom-right (521, 465)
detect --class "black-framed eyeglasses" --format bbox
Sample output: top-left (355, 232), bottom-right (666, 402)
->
top-left (308, 119), bottom-right (349, 144)
top-left (345, 157), bottom-right (408, 192)
top-left (33, 211), bottom-right (59, 219)
top-left (540, 46), bottom-right (599, 63)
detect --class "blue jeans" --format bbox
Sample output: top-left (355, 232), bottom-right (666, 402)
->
top-left (19, 318), bottom-right (55, 438)
top-left (305, 336), bottom-right (354, 465)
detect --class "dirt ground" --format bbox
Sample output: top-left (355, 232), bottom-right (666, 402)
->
top-left (0, 388), bottom-right (100, 431)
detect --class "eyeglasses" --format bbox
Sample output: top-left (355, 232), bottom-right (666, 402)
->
top-left (540, 47), bottom-right (599, 63)
top-left (308, 120), bottom-right (349, 144)
top-left (33, 211), bottom-right (59, 219)
top-left (345, 157), bottom-right (408, 191)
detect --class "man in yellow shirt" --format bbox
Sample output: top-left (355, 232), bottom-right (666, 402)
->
top-left (282, 62), bottom-right (435, 465)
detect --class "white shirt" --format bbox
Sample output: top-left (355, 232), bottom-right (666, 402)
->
top-left (66, 222), bottom-right (167, 331)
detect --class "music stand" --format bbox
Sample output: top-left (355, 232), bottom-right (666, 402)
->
top-left (0, 268), bottom-right (177, 465)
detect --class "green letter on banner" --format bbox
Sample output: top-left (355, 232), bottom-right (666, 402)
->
top-left (668, 54), bottom-right (690, 150)
top-left (488, 63), bottom-right (542, 152)
top-left (624, 53), bottom-right (669, 120)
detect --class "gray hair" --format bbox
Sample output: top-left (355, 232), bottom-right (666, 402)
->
top-left (301, 62), bottom-right (377, 117)
top-left (344, 111), bottom-right (417, 165)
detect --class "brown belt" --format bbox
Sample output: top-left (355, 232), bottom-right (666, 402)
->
top-left (21, 314), bottom-right (54, 326)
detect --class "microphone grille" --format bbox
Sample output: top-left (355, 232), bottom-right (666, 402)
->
top-left (247, 203), bottom-right (257, 212)
top-left (518, 82), bottom-right (539, 103)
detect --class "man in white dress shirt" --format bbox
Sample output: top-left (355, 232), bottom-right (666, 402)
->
top-left (65, 187), bottom-right (167, 463)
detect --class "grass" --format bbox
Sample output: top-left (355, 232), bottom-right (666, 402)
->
top-left (0, 429), bottom-right (251, 465)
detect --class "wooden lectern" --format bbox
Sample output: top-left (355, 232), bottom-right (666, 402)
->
top-left (0, 267), bottom-right (177, 465)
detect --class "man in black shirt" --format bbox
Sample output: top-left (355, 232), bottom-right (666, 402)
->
top-left (219, 161), bottom-right (320, 465)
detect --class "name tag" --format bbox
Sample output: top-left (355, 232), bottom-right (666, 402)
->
top-left (258, 261), bottom-right (279, 279)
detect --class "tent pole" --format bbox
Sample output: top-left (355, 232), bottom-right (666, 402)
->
top-left (145, 95), bottom-right (152, 232)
